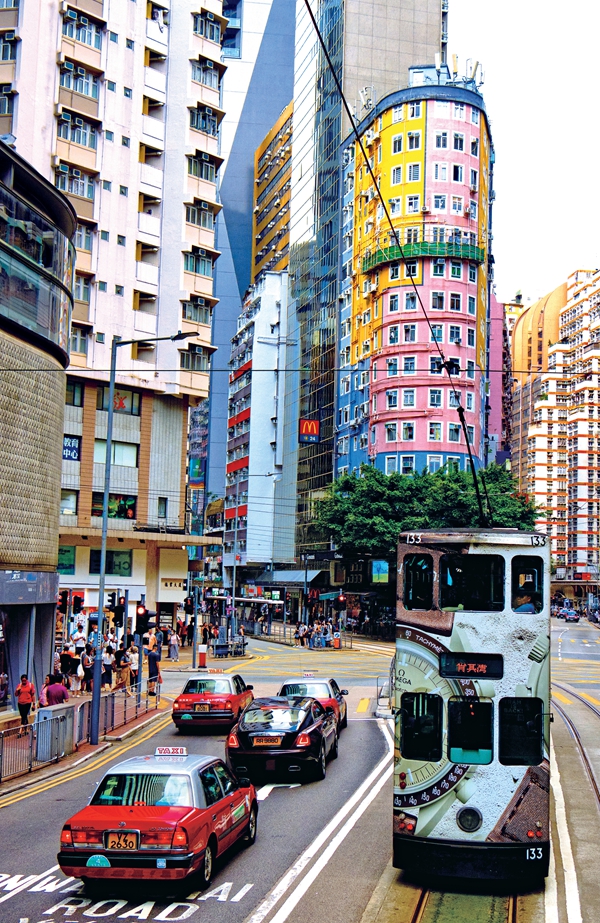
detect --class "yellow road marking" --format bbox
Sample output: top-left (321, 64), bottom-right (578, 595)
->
top-left (552, 691), bottom-right (573, 704)
top-left (0, 713), bottom-right (173, 809)
top-left (578, 691), bottom-right (600, 706)
top-left (356, 698), bottom-right (370, 713)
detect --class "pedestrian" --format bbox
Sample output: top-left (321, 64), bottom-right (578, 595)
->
top-left (129, 644), bottom-right (139, 690)
top-left (147, 647), bottom-right (160, 696)
top-left (81, 644), bottom-right (94, 694)
top-left (169, 630), bottom-right (180, 662)
top-left (114, 641), bottom-right (126, 686)
top-left (71, 623), bottom-right (86, 658)
top-left (294, 623), bottom-right (300, 647)
top-left (180, 622), bottom-right (187, 647)
top-left (120, 646), bottom-right (133, 696)
top-left (39, 674), bottom-right (51, 707)
top-left (102, 645), bottom-right (115, 690)
top-left (15, 674), bottom-right (36, 729)
top-left (202, 622), bottom-right (210, 645)
top-left (155, 626), bottom-right (164, 660)
top-left (46, 674), bottom-right (69, 706)
top-left (70, 648), bottom-right (82, 696)
top-left (59, 644), bottom-right (72, 676)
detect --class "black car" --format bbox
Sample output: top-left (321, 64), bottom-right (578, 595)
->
top-left (226, 696), bottom-right (338, 782)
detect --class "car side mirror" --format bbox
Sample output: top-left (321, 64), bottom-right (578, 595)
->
top-left (246, 685), bottom-right (254, 691)
top-left (340, 689), bottom-right (349, 696)
top-left (237, 777), bottom-right (251, 788)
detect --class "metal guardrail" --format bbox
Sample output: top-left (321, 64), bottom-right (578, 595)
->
top-left (248, 621), bottom-right (353, 649)
top-left (0, 715), bottom-right (67, 782)
top-left (75, 682), bottom-right (160, 746)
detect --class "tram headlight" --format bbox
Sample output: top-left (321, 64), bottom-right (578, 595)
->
top-left (456, 806), bottom-right (482, 833)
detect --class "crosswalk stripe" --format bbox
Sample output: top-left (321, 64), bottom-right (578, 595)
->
top-left (356, 697), bottom-right (370, 713)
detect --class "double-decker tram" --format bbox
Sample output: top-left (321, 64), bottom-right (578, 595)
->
top-left (393, 529), bottom-right (550, 880)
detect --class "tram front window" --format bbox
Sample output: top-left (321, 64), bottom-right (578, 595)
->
top-left (401, 692), bottom-right (442, 762)
top-left (403, 554), bottom-right (433, 610)
top-left (499, 697), bottom-right (543, 765)
top-left (448, 699), bottom-right (493, 764)
top-left (511, 556), bottom-right (544, 613)
top-left (440, 554), bottom-right (504, 611)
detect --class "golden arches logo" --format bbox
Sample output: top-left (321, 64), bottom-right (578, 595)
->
top-left (299, 418), bottom-right (320, 443)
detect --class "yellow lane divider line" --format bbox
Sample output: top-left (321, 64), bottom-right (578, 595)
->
top-left (0, 712), bottom-right (173, 809)
top-left (552, 691), bottom-right (573, 705)
top-left (356, 698), bottom-right (371, 713)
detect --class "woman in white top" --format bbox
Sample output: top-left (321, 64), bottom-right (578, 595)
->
top-left (128, 645), bottom-right (139, 690)
top-left (101, 645), bottom-right (115, 690)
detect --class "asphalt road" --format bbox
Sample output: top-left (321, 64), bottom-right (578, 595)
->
top-left (0, 640), bottom-right (395, 923)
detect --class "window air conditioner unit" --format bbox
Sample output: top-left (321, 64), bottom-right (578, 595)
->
top-left (206, 60), bottom-right (213, 68)
top-left (201, 201), bottom-right (208, 209)
top-left (201, 152), bottom-right (210, 160)
top-left (253, 206), bottom-right (259, 213)
top-left (58, 163), bottom-right (69, 173)
top-left (63, 60), bottom-right (74, 71)
top-left (72, 169), bottom-right (81, 177)
top-left (52, 155), bottom-right (61, 167)
top-left (61, 111), bottom-right (72, 121)
top-left (79, 16), bottom-right (88, 25)
top-left (76, 67), bottom-right (85, 76)
top-left (66, 9), bottom-right (77, 19)
top-left (207, 11), bottom-right (214, 19)
top-left (1, 84), bottom-right (11, 93)
top-left (74, 117), bottom-right (84, 126)
top-left (421, 205), bottom-right (430, 213)
top-left (199, 248), bottom-right (206, 256)
top-left (4, 32), bottom-right (15, 41)
top-left (205, 107), bottom-right (213, 115)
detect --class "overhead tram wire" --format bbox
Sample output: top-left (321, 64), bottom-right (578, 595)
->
top-left (302, 0), bottom-right (491, 526)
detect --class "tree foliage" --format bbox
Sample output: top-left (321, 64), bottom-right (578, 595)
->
top-left (315, 464), bottom-right (538, 558)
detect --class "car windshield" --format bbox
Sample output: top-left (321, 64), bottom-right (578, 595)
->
top-left (91, 773), bottom-right (193, 807)
top-left (240, 706), bottom-right (306, 731)
top-left (280, 683), bottom-right (331, 698)
top-left (183, 680), bottom-right (230, 694)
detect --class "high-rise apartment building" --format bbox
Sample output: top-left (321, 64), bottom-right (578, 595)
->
top-left (334, 63), bottom-right (493, 477)
top-left (7, 0), bottom-right (224, 623)
top-left (512, 270), bottom-right (600, 585)
top-left (206, 0), bottom-right (295, 502)
top-left (280, 0), bottom-right (446, 556)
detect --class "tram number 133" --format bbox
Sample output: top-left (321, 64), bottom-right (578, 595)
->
top-left (526, 847), bottom-right (544, 860)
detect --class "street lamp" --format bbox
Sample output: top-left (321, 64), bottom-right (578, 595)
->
top-left (90, 330), bottom-right (196, 744)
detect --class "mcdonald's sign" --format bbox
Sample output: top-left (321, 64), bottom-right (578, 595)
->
top-left (299, 418), bottom-right (320, 444)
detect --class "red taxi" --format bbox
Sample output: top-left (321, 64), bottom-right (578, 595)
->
top-left (58, 747), bottom-right (257, 889)
top-left (277, 674), bottom-right (348, 730)
top-left (172, 672), bottom-right (254, 731)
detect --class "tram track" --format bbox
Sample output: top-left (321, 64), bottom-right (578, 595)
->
top-left (551, 683), bottom-right (600, 809)
top-left (405, 887), bottom-right (519, 923)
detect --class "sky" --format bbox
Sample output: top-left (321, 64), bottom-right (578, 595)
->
top-left (449, 1), bottom-right (600, 306)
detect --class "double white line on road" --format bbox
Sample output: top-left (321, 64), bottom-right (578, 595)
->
top-left (244, 720), bottom-right (394, 923)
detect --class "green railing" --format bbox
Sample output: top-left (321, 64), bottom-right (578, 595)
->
top-left (361, 241), bottom-right (485, 273)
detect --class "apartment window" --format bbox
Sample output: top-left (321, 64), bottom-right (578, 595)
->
top-left (407, 195), bottom-right (420, 214)
top-left (386, 423), bottom-right (397, 442)
top-left (390, 199), bottom-right (401, 215)
top-left (470, 169), bottom-right (478, 189)
top-left (60, 67), bottom-right (99, 99)
top-left (403, 389), bottom-right (415, 408)
top-left (453, 133), bottom-right (464, 152)
top-left (97, 386), bottom-right (140, 415)
top-left (100, 230), bottom-right (109, 241)
top-left (103, 179), bottom-right (112, 190)
top-left (192, 59), bottom-right (219, 90)
top-left (62, 17), bottom-right (102, 50)
top-left (389, 293), bottom-right (399, 313)
top-left (405, 292), bottom-right (417, 311)
top-left (405, 259), bottom-right (418, 277)
top-left (433, 194), bottom-right (446, 210)
top-left (372, 393), bottom-right (377, 412)
top-left (429, 422), bottom-right (442, 441)
top-left (434, 163), bottom-right (447, 181)
top-left (449, 325), bottom-right (461, 343)
top-left (124, 86), bottom-right (132, 98)
top-left (467, 360), bottom-right (475, 379)
top-left (392, 134), bottom-right (402, 154)
top-left (57, 116), bottom-right (97, 150)
top-left (408, 163), bottom-right (420, 182)
top-left (385, 456), bottom-right (398, 475)
top-left (119, 185), bottom-right (128, 196)
top-left (389, 326), bottom-right (399, 345)
top-left (184, 246), bottom-right (214, 277)
top-left (449, 423), bottom-right (461, 442)
top-left (190, 105), bottom-right (218, 136)
top-left (468, 295), bottom-right (476, 315)
top-left (471, 108), bottom-right (479, 125)
top-left (467, 425), bottom-right (475, 444)
top-left (105, 130), bottom-right (114, 141)
top-left (466, 392), bottom-right (474, 411)
top-left (74, 274), bottom-right (90, 303)
top-left (428, 455), bottom-right (442, 472)
top-left (107, 80), bottom-right (116, 91)
top-left (117, 234), bottom-right (126, 246)
top-left (451, 196), bottom-right (463, 213)
top-left (448, 358), bottom-right (460, 376)
top-left (432, 291), bottom-right (444, 310)
top-left (122, 135), bottom-right (130, 146)
top-left (431, 324), bottom-right (443, 343)
top-left (74, 224), bottom-right (92, 251)
top-left (403, 356), bottom-right (416, 374)
top-left (450, 293), bottom-right (461, 311)
top-left (447, 457), bottom-right (460, 472)
top-left (187, 155), bottom-right (216, 183)
top-left (193, 13), bottom-right (221, 43)
top-left (389, 264), bottom-right (400, 280)
top-left (408, 101), bottom-right (421, 118)
top-left (392, 166), bottom-right (402, 185)
top-left (115, 285), bottom-right (124, 295)
top-left (404, 324), bottom-right (416, 343)
top-left (109, 31), bottom-right (118, 42)
top-left (392, 105), bottom-right (403, 122)
top-left (454, 102), bottom-right (465, 119)
top-left (182, 297), bottom-right (212, 325)
top-left (386, 390), bottom-right (398, 410)
top-left (402, 422), bottom-right (415, 441)
top-left (452, 164), bottom-right (463, 182)
top-left (387, 358), bottom-right (398, 376)
top-left (432, 259), bottom-right (445, 277)
top-left (66, 378), bottom-right (83, 406)
top-left (60, 490), bottom-right (78, 516)
top-left (401, 456), bottom-right (415, 475)
top-left (430, 357), bottom-right (442, 374)
top-left (407, 131), bottom-right (420, 150)
top-left (71, 324), bottom-right (88, 355)
top-left (157, 497), bottom-right (168, 519)
top-left (180, 344), bottom-right (211, 372)
top-left (471, 138), bottom-right (479, 157)
top-left (98, 281), bottom-right (107, 291)
top-left (469, 263), bottom-right (477, 283)
top-left (94, 440), bottom-right (138, 467)
top-left (467, 328), bottom-right (475, 347)
top-left (429, 389), bottom-right (442, 408)
top-left (451, 260), bottom-right (462, 279)
top-left (436, 131), bottom-right (447, 149)
top-left (406, 227), bottom-right (419, 243)
top-left (449, 390), bottom-right (461, 408)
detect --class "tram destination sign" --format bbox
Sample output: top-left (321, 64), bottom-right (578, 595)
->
top-left (439, 652), bottom-right (504, 680)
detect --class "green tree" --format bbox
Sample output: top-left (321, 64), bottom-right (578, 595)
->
top-left (315, 464), bottom-right (538, 558)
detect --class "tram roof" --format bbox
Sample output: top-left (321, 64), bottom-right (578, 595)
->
top-left (398, 529), bottom-right (545, 547)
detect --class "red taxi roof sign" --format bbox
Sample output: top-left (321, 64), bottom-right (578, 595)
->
top-left (155, 746), bottom-right (187, 756)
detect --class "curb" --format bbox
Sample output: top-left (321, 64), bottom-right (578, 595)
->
top-left (0, 743), bottom-right (112, 797)
top-left (359, 861), bottom-right (398, 923)
top-left (161, 653), bottom-right (256, 673)
top-left (104, 706), bottom-right (170, 741)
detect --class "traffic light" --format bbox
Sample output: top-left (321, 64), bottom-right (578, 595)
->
top-left (184, 596), bottom-right (194, 615)
top-left (72, 595), bottom-right (83, 615)
top-left (107, 592), bottom-right (116, 611)
top-left (334, 593), bottom-right (347, 611)
top-left (135, 602), bottom-right (148, 635)
top-left (58, 590), bottom-right (69, 614)
top-left (113, 597), bottom-right (126, 627)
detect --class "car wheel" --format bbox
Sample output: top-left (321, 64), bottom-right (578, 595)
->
top-left (313, 744), bottom-right (327, 781)
top-left (198, 837), bottom-right (216, 889)
top-left (330, 732), bottom-right (339, 760)
top-left (340, 706), bottom-right (348, 730)
top-left (243, 804), bottom-right (258, 846)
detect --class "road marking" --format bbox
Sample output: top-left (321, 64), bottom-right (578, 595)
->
top-left (550, 738), bottom-right (582, 923)
top-left (245, 720), bottom-right (394, 923)
top-left (577, 691), bottom-right (600, 706)
top-left (544, 842), bottom-right (559, 923)
top-left (0, 867), bottom-right (60, 904)
top-left (552, 691), bottom-right (573, 704)
top-left (356, 698), bottom-right (370, 713)
top-left (256, 784), bottom-right (301, 801)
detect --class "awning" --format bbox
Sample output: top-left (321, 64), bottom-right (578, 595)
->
top-left (257, 569), bottom-right (323, 585)
top-left (319, 591), bottom-right (341, 600)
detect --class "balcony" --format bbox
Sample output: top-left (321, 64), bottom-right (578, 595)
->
top-left (64, 192), bottom-right (95, 220)
top-left (139, 161), bottom-right (163, 193)
top-left (136, 261), bottom-right (159, 287)
top-left (361, 240), bottom-right (485, 273)
top-left (183, 270), bottom-right (213, 298)
top-left (142, 114), bottom-right (165, 144)
top-left (58, 87), bottom-right (99, 120)
top-left (146, 17), bottom-right (168, 52)
top-left (0, 7), bottom-right (18, 28)
top-left (144, 66), bottom-right (166, 98)
top-left (55, 138), bottom-right (98, 172)
top-left (184, 223), bottom-right (216, 251)
top-left (0, 60), bottom-right (15, 84)
top-left (186, 173), bottom-right (217, 205)
top-left (60, 37), bottom-right (102, 71)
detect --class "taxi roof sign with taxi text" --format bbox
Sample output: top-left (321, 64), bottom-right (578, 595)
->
top-left (155, 746), bottom-right (187, 756)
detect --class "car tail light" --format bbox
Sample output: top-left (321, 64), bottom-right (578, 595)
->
top-left (60, 826), bottom-right (72, 845)
top-left (172, 828), bottom-right (188, 848)
top-left (70, 830), bottom-right (102, 846)
top-left (227, 731), bottom-right (239, 748)
top-left (295, 733), bottom-right (311, 747)
top-left (224, 700), bottom-right (233, 710)
top-left (141, 830), bottom-right (173, 847)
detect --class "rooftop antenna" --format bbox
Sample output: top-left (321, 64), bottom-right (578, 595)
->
top-left (435, 51), bottom-right (441, 82)
top-left (470, 60), bottom-right (479, 81)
